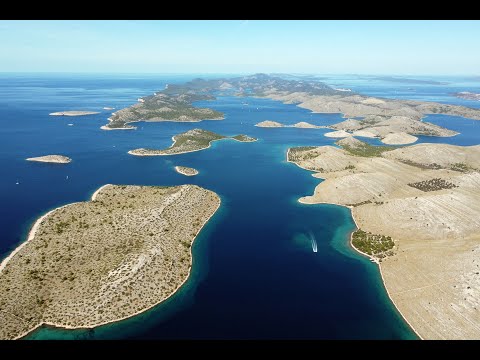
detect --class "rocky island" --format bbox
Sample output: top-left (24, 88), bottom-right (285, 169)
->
top-left (0, 184), bottom-right (220, 340)
top-left (49, 111), bottom-right (100, 116)
top-left (26, 155), bottom-right (72, 164)
top-left (288, 137), bottom-right (480, 339)
top-left (255, 120), bottom-right (283, 128)
top-left (128, 129), bottom-right (257, 156)
top-left (255, 120), bottom-right (325, 129)
top-left (174, 166), bottom-right (199, 176)
top-left (380, 132), bottom-right (418, 145)
top-left (454, 92), bottom-right (480, 101)
top-left (231, 134), bottom-right (258, 142)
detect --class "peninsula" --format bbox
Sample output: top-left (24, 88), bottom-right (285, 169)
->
top-left (103, 83), bottom-right (224, 130)
top-left (327, 115), bottom-right (458, 138)
top-left (128, 129), bottom-right (257, 156)
top-left (26, 155), bottom-right (72, 164)
top-left (174, 166), bottom-right (199, 176)
top-left (0, 184), bottom-right (220, 340)
top-left (287, 137), bottom-right (480, 339)
top-left (49, 111), bottom-right (100, 116)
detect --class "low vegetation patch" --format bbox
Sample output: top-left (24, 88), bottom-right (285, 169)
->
top-left (340, 143), bottom-right (396, 157)
top-left (407, 178), bottom-right (458, 192)
top-left (352, 229), bottom-right (395, 258)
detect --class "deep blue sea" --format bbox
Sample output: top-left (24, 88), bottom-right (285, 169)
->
top-left (1, 73), bottom-right (479, 340)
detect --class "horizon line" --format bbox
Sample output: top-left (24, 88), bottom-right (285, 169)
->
top-left (0, 71), bottom-right (477, 77)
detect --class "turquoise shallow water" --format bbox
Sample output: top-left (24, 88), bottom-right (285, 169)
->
top-left (2, 74), bottom-right (477, 339)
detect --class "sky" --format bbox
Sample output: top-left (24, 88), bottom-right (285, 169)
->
top-left (0, 20), bottom-right (479, 75)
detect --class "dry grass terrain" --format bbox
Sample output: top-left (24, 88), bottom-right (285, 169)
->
top-left (287, 139), bottom-right (480, 339)
top-left (0, 184), bottom-right (220, 340)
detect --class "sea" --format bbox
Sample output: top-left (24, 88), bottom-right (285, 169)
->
top-left (0, 73), bottom-right (479, 340)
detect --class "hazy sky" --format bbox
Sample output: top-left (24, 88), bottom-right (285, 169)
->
top-left (0, 20), bottom-right (479, 75)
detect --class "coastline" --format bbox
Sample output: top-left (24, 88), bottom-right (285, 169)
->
top-left (1, 183), bottom-right (113, 273)
top-left (0, 203), bottom-right (80, 273)
top-left (286, 148), bottom-right (423, 340)
top-left (298, 196), bottom-right (423, 340)
top-left (91, 184), bottom-right (112, 200)
top-left (7, 185), bottom-right (221, 340)
top-left (101, 116), bottom-right (139, 131)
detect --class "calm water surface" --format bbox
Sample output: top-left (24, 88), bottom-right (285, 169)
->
top-left (2, 74), bottom-right (477, 339)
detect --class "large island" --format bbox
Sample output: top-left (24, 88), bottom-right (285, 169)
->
top-left (288, 137), bottom-right (480, 339)
top-left (0, 184), bottom-right (220, 340)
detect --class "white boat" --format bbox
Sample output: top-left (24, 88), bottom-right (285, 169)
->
top-left (309, 232), bottom-right (318, 253)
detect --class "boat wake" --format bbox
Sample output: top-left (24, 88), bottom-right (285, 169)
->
top-left (309, 231), bottom-right (318, 253)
